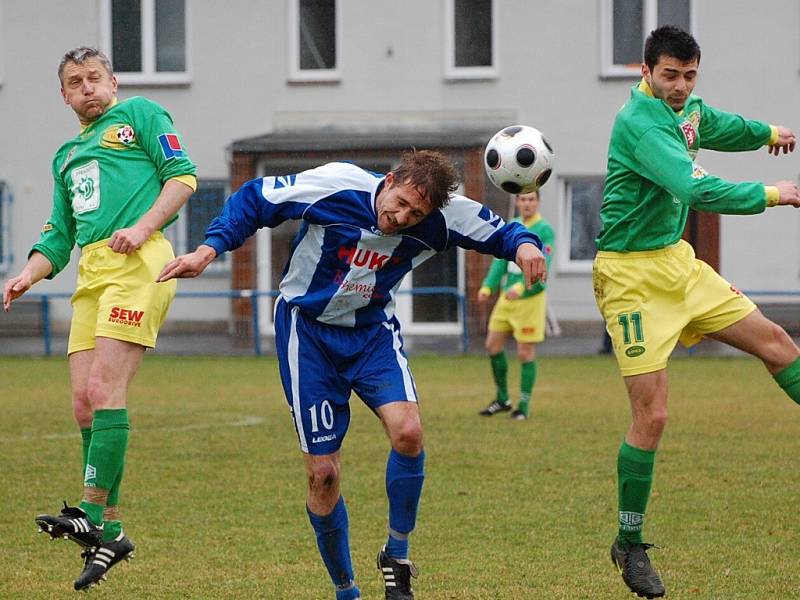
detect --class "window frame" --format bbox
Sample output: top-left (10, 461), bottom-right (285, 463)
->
top-left (444, 0), bottom-right (499, 81)
top-left (100, 0), bottom-right (192, 86)
top-left (168, 178), bottom-right (229, 274)
top-left (557, 175), bottom-right (606, 274)
top-left (599, 0), bottom-right (696, 79)
top-left (0, 182), bottom-right (12, 274)
top-left (287, 0), bottom-right (341, 83)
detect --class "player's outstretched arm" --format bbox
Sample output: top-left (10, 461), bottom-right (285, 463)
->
top-left (515, 242), bottom-right (547, 288)
top-left (774, 180), bottom-right (800, 207)
top-left (157, 244), bottom-right (217, 282)
top-left (3, 252), bottom-right (53, 312)
top-left (768, 126), bottom-right (796, 156)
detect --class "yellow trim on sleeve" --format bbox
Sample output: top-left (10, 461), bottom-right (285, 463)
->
top-left (479, 286), bottom-right (493, 296)
top-left (768, 126), bottom-right (779, 145)
top-left (171, 174), bottom-right (197, 192)
top-left (508, 283), bottom-right (525, 296)
top-left (764, 186), bottom-right (780, 207)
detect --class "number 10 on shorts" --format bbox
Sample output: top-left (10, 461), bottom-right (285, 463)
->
top-left (309, 400), bottom-right (334, 432)
top-left (618, 311), bottom-right (644, 345)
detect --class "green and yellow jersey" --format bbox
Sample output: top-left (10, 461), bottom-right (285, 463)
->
top-left (32, 96), bottom-right (197, 278)
top-left (480, 214), bottom-right (554, 298)
top-left (597, 79), bottom-right (779, 252)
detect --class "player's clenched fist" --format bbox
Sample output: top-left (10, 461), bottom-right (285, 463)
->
top-left (514, 242), bottom-right (547, 288)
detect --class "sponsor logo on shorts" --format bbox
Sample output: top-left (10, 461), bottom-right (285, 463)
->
top-left (108, 306), bottom-right (145, 327)
top-left (625, 345), bottom-right (646, 357)
top-left (619, 511), bottom-right (644, 531)
top-left (521, 327), bottom-right (536, 334)
top-left (730, 285), bottom-right (742, 296)
top-left (312, 433), bottom-right (337, 444)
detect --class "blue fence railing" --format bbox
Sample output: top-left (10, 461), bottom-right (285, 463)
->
top-left (23, 286), bottom-right (468, 357)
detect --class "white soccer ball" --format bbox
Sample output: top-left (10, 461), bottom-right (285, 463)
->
top-left (484, 125), bottom-right (554, 194)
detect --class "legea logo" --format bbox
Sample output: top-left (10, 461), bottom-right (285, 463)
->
top-left (625, 345), bottom-right (646, 357)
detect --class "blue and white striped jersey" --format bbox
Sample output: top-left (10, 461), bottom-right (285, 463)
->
top-left (204, 162), bottom-right (541, 328)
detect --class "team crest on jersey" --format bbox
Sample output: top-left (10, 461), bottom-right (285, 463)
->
top-left (116, 125), bottom-right (136, 144)
top-left (680, 120), bottom-right (697, 148)
top-left (101, 124), bottom-right (136, 150)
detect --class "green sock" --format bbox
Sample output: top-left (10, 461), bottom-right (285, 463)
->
top-left (81, 427), bottom-right (92, 475)
top-left (617, 441), bottom-right (656, 545)
top-left (82, 409), bottom-right (130, 527)
top-left (490, 352), bottom-right (509, 403)
top-left (774, 357), bottom-right (800, 405)
top-left (519, 361), bottom-right (537, 415)
top-left (103, 519), bottom-right (123, 542)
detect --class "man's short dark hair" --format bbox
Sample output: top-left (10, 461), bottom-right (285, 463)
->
top-left (391, 149), bottom-right (460, 211)
top-left (58, 47), bottom-right (114, 84)
top-left (643, 25), bottom-right (701, 71)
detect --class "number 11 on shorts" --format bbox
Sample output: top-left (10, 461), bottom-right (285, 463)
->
top-left (618, 311), bottom-right (644, 345)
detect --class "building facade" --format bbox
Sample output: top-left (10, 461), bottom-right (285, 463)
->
top-left (1, 0), bottom-right (798, 340)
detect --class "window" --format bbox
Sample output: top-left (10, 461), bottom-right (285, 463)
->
top-left (288, 0), bottom-right (340, 82)
top-left (171, 179), bottom-right (229, 271)
top-left (600, 0), bottom-right (693, 78)
top-left (0, 182), bottom-right (12, 273)
top-left (445, 0), bottom-right (497, 80)
top-left (558, 177), bottom-right (605, 272)
top-left (101, 0), bottom-right (190, 85)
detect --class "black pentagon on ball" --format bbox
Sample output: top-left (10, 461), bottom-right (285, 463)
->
top-left (486, 148), bottom-right (500, 169)
top-left (501, 181), bottom-right (522, 194)
top-left (516, 146), bottom-right (536, 167)
top-left (501, 126), bottom-right (523, 137)
top-left (536, 169), bottom-right (552, 187)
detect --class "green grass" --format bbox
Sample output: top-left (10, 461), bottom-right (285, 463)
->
top-left (0, 355), bottom-right (798, 599)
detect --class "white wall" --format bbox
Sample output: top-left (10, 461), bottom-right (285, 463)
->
top-left (1, 0), bottom-right (798, 327)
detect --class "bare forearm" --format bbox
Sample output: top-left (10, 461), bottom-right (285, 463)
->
top-left (21, 251), bottom-right (54, 284)
top-left (136, 178), bottom-right (194, 237)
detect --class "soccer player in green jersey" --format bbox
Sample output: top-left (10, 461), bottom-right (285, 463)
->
top-left (478, 191), bottom-right (554, 420)
top-left (594, 26), bottom-right (800, 598)
top-left (2, 47), bottom-right (196, 591)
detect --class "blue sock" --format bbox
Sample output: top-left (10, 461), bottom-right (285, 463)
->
top-left (307, 496), bottom-right (358, 595)
top-left (385, 448), bottom-right (425, 559)
top-left (335, 582), bottom-right (361, 600)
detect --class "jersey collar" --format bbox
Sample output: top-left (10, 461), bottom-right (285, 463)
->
top-left (79, 96), bottom-right (119, 133)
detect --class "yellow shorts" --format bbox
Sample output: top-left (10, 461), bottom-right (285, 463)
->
top-left (487, 291), bottom-right (546, 343)
top-left (593, 240), bottom-right (755, 376)
top-left (68, 232), bottom-right (177, 354)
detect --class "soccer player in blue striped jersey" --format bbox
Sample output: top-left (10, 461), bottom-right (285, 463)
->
top-left (158, 150), bottom-right (546, 599)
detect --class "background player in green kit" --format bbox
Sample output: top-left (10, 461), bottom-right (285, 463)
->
top-left (2, 47), bottom-right (196, 590)
top-left (593, 26), bottom-right (800, 598)
top-left (477, 191), bottom-right (554, 420)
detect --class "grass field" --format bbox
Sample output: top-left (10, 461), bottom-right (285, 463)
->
top-left (0, 354), bottom-right (798, 599)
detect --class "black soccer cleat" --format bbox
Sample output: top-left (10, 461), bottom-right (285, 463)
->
top-left (377, 546), bottom-right (418, 600)
top-left (35, 502), bottom-right (103, 548)
top-left (73, 533), bottom-right (135, 591)
top-left (510, 409), bottom-right (528, 420)
top-left (479, 400), bottom-right (512, 416)
top-left (610, 540), bottom-right (666, 599)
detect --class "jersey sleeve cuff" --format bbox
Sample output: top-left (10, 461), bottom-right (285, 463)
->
top-left (171, 174), bottom-right (197, 192)
top-left (28, 245), bottom-right (60, 279)
top-left (765, 186), bottom-right (780, 207)
top-left (202, 236), bottom-right (227, 258)
top-left (479, 285), bottom-right (493, 295)
top-left (768, 125), bottom-right (779, 145)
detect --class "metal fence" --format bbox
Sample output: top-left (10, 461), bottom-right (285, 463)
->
top-left (19, 287), bottom-right (469, 357)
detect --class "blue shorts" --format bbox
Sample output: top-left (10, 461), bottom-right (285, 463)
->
top-left (274, 297), bottom-right (418, 455)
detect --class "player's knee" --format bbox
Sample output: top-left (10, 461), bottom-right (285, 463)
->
top-left (646, 408), bottom-right (668, 436)
top-left (762, 321), bottom-right (799, 368)
top-left (390, 420), bottom-right (423, 456)
top-left (308, 460), bottom-right (340, 492)
top-left (85, 373), bottom-right (112, 410)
